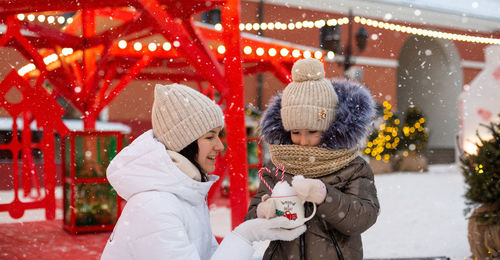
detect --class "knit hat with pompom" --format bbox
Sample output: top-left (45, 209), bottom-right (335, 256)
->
top-left (152, 83), bottom-right (224, 152)
top-left (281, 58), bottom-right (338, 131)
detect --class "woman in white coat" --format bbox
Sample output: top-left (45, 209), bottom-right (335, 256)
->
top-left (101, 83), bottom-right (305, 260)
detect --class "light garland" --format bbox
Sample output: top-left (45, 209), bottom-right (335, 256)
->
top-left (17, 13), bottom-right (72, 25)
top-left (230, 15), bottom-right (499, 45)
top-left (16, 11), bottom-right (500, 45)
top-left (16, 39), bottom-right (326, 76)
top-left (364, 101), bottom-right (400, 162)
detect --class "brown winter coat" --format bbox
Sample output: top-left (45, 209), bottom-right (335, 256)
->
top-left (245, 156), bottom-right (380, 260)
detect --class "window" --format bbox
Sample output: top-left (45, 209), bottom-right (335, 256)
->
top-left (319, 25), bottom-right (342, 53)
top-left (202, 8), bottom-right (221, 25)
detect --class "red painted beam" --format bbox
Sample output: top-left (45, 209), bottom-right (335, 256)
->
top-left (220, 0), bottom-right (248, 229)
top-left (137, 0), bottom-right (230, 98)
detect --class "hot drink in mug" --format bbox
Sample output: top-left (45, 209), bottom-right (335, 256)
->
top-left (271, 181), bottom-right (316, 229)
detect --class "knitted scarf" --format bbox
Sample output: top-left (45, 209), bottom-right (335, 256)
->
top-left (269, 144), bottom-right (358, 178)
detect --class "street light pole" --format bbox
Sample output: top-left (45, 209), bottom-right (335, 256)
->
top-left (344, 9), bottom-right (353, 73)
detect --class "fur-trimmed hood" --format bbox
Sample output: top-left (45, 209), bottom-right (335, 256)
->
top-left (260, 79), bottom-right (375, 150)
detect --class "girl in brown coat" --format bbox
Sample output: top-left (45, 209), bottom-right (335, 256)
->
top-left (245, 58), bottom-right (380, 260)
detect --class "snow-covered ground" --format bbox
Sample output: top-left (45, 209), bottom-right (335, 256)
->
top-left (1, 164), bottom-right (471, 259)
top-left (210, 164), bottom-right (471, 260)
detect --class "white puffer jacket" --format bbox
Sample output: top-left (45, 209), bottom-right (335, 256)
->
top-left (101, 130), bottom-right (254, 260)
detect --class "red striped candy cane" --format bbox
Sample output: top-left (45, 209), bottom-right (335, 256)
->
top-left (258, 167), bottom-right (273, 192)
top-left (275, 163), bottom-right (285, 183)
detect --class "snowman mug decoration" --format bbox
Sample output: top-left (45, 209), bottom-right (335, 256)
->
top-left (259, 165), bottom-right (317, 229)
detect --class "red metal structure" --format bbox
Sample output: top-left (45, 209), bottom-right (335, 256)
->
top-left (0, 0), bottom-right (321, 228)
top-left (0, 70), bottom-right (69, 220)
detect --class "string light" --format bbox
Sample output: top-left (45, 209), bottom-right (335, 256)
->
top-left (163, 42), bottom-right (172, 51)
top-left (133, 42), bottom-right (142, 51)
top-left (268, 48), bottom-right (277, 56)
top-left (280, 48), bottom-right (289, 57)
top-left (243, 46), bottom-right (252, 55)
top-left (303, 50), bottom-right (312, 58)
top-left (61, 48), bottom-right (74, 56)
top-left (217, 45), bottom-right (226, 54)
top-left (148, 43), bottom-right (157, 51)
top-left (57, 16), bottom-right (65, 24)
top-left (43, 54), bottom-right (58, 64)
top-left (292, 49), bottom-right (301, 58)
top-left (256, 47), bottom-right (265, 56)
top-left (18, 63), bottom-right (36, 76)
top-left (17, 11), bottom-right (500, 45)
top-left (327, 51), bottom-right (335, 60)
top-left (314, 51), bottom-right (323, 59)
top-left (118, 40), bottom-right (127, 49)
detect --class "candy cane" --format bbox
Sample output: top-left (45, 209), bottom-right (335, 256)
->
top-left (275, 163), bottom-right (285, 183)
top-left (258, 167), bottom-right (273, 192)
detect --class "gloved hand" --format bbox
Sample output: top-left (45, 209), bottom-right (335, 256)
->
top-left (234, 217), bottom-right (306, 242)
top-left (291, 175), bottom-right (327, 204)
top-left (256, 194), bottom-right (276, 219)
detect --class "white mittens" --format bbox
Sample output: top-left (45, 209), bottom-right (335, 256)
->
top-left (291, 175), bottom-right (327, 204)
top-left (234, 217), bottom-right (306, 242)
top-left (256, 194), bottom-right (276, 219)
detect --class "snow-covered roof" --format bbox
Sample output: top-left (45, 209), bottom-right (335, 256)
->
top-left (257, 0), bottom-right (500, 33)
top-left (0, 118), bottom-right (131, 134)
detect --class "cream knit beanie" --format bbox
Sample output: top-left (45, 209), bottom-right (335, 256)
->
top-left (281, 58), bottom-right (338, 131)
top-left (152, 83), bottom-right (224, 152)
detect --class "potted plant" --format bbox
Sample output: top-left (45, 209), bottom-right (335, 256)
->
top-left (460, 117), bottom-right (500, 259)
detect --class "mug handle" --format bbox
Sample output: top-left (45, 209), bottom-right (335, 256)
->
top-left (303, 202), bottom-right (317, 222)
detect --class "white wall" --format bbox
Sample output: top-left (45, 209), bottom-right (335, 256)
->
top-left (397, 35), bottom-right (462, 149)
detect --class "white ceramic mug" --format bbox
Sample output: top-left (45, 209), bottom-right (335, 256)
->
top-left (271, 195), bottom-right (317, 229)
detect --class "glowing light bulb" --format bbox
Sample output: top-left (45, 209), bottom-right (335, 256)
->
top-left (17, 14), bottom-right (25, 21)
top-left (37, 15), bottom-right (46, 22)
top-left (256, 48), bottom-right (265, 56)
top-left (280, 48), bottom-right (289, 56)
top-left (215, 23), bottom-right (222, 31)
top-left (327, 51), bottom-right (335, 60)
top-left (27, 14), bottom-right (35, 21)
top-left (57, 16), bottom-right (65, 24)
top-left (303, 50), bottom-right (312, 58)
top-left (268, 48), bottom-right (277, 56)
top-left (160, 42), bottom-right (170, 51)
top-left (314, 51), bottom-right (323, 59)
top-left (133, 42), bottom-right (142, 51)
top-left (292, 49), bottom-right (301, 58)
top-left (217, 45), bottom-right (226, 54)
top-left (243, 46), bottom-right (252, 55)
top-left (118, 40), bottom-right (127, 49)
top-left (148, 43), bottom-right (157, 51)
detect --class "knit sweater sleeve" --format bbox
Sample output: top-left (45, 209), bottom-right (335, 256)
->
top-left (316, 161), bottom-right (380, 236)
